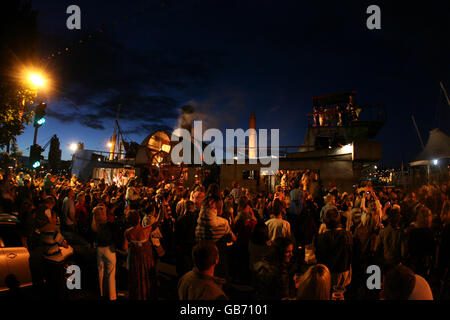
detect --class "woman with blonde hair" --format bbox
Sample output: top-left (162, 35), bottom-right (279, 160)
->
top-left (92, 205), bottom-right (121, 300)
top-left (296, 264), bottom-right (332, 300)
top-left (404, 204), bottom-right (435, 277)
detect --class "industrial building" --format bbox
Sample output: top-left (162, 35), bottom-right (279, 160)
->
top-left (71, 91), bottom-right (385, 192)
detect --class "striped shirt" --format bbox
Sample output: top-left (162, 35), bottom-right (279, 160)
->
top-left (195, 207), bottom-right (234, 242)
top-left (40, 224), bottom-right (65, 262)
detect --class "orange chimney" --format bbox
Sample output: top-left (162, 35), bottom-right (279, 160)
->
top-left (249, 113), bottom-right (256, 159)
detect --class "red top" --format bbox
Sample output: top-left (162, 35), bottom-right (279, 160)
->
top-left (75, 202), bottom-right (89, 226)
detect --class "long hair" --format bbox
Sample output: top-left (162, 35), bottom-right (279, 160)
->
top-left (126, 209), bottom-right (141, 227)
top-left (296, 264), bottom-right (331, 300)
top-left (266, 237), bottom-right (293, 265)
top-left (237, 196), bottom-right (249, 213)
top-left (415, 204), bottom-right (432, 228)
top-left (202, 183), bottom-right (221, 208)
top-left (91, 205), bottom-right (106, 232)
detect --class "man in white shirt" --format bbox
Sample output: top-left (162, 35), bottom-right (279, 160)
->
top-left (265, 198), bottom-right (292, 243)
top-left (176, 190), bottom-right (190, 217)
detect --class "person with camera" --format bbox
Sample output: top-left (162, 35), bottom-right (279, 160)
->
top-left (315, 208), bottom-right (353, 294)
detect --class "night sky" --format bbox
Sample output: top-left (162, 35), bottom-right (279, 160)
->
top-left (15, 0), bottom-right (450, 165)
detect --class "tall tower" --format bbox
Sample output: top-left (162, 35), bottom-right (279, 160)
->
top-left (48, 135), bottom-right (61, 171)
top-left (249, 113), bottom-right (257, 159)
top-left (109, 105), bottom-right (121, 161)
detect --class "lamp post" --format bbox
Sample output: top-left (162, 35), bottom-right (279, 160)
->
top-left (27, 72), bottom-right (47, 145)
top-left (24, 71), bottom-right (48, 169)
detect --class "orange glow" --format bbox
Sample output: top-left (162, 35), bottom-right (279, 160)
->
top-left (28, 73), bottom-right (45, 87)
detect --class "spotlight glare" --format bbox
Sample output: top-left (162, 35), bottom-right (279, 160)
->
top-left (69, 143), bottom-right (78, 152)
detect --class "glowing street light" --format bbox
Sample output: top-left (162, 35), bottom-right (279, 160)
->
top-left (69, 143), bottom-right (78, 152)
top-left (28, 73), bottom-right (45, 88)
top-left (107, 142), bottom-right (113, 148)
top-left (433, 159), bottom-right (438, 165)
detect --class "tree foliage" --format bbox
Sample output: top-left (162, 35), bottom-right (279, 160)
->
top-left (0, 84), bottom-right (36, 148)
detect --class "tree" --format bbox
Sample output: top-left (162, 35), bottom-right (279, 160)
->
top-left (0, 0), bottom-right (40, 157)
top-left (0, 85), bottom-right (36, 149)
top-left (0, 142), bottom-right (23, 173)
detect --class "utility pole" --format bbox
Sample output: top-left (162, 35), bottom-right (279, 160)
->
top-left (441, 81), bottom-right (450, 108)
top-left (109, 104), bottom-right (121, 161)
top-left (411, 115), bottom-right (425, 150)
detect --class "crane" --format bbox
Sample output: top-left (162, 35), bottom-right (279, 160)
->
top-left (42, 134), bottom-right (57, 151)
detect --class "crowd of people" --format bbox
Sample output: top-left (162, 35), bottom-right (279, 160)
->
top-left (312, 96), bottom-right (362, 127)
top-left (0, 169), bottom-right (449, 300)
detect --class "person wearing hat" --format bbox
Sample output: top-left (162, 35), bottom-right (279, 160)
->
top-left (43, 173), bottom-right (54, 193)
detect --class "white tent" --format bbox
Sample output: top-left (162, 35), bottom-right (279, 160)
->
top-left (410, 128), bottom-right (450, 166)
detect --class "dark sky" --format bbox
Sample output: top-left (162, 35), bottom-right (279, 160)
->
top-left (16, 0), bottom-right (450, 164)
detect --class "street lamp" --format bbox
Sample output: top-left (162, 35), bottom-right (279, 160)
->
top-left (28, 73), bottom-right (46, 88)
top-left (69, 143), bottom-right (78, 152)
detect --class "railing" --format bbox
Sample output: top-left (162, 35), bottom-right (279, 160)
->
top-left (306, 104), bottom-right (386, 128)
top-left (73, 149), bottom-right (130, 163)
top-left (231, 146), bottom-right (302, 158)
